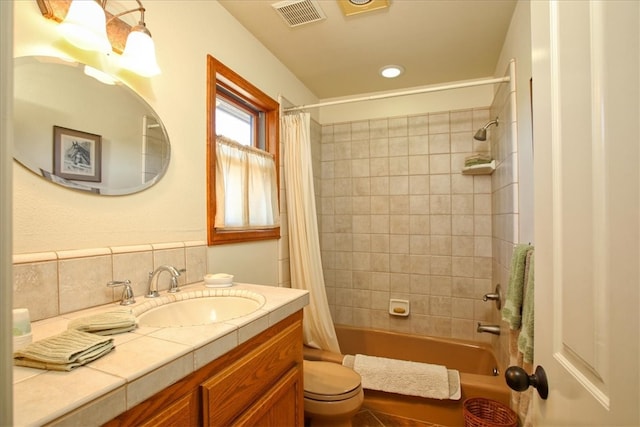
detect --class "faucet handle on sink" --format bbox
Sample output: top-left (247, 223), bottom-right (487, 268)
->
top-left (168, 268), bottom-right (187, 293)
top-left (107, 279), bottom-right (136, 306)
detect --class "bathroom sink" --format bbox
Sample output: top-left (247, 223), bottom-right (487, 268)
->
top-left (137, 292), bottom-right (265, 327)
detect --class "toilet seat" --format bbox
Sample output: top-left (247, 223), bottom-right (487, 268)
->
top-left (303, 360), bottom-right (362, 402)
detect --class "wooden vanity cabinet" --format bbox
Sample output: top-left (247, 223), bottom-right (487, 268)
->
top-left (104, 311), bottom-right (304, 427)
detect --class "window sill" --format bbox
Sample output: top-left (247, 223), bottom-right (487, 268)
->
top-left (208, 227), bottom-right (281, 245)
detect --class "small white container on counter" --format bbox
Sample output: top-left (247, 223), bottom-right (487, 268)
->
top-left (204, 273), bottom-right (234, 288)
top-left (13, 308), bottom-right (32, 351)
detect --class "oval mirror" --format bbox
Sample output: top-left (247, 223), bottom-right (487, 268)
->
top-left (13, 56), bottom-right (170, 196)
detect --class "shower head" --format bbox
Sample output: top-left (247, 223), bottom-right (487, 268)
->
top-left (474, 117), bottom-right (499, 141)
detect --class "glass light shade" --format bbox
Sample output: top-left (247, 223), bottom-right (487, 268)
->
top-left (120, 28), bottom-right (161, 77)
top-left (58, 0), bottom-right (112, 53)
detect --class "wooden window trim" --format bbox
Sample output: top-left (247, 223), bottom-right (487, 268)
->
top-left (206, 55), bottom-right (280, 245)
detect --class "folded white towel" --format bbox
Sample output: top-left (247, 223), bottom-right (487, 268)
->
top-left (343, 354), bottom-right (458, 400)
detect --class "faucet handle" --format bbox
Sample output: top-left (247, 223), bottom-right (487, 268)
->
top-left (107, 280), bottom-right (136, 306)
top-left (482, 284), bottom-right (502, 310)
top-left (167, 268), bottom-right (187, 293)
top-left (168, 276), bottom-right (181, 293)
top-left (145, 272), bottom-right (159, 298)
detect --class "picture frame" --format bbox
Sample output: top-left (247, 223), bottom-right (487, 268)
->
top-left (53, 125), bottom-right (102, 182)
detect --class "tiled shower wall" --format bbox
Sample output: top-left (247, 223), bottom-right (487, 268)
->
top-left (12, 241), bottom-right (207, 322)
top-left (318, 109), bottom-right (499, 342)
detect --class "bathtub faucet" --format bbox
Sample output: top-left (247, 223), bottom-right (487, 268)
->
top-left (477, 323), bottom-right (501, 336)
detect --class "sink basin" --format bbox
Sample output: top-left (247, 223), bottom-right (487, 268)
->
top-left (137, 292), bottom-right (265, 327)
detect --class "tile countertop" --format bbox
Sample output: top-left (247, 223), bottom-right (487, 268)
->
top-left (13, 282), bottom-right (309, 427)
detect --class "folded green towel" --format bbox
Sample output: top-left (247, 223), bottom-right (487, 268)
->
top-left (518, 252), bottom-right (535, 363)
top-left (501, 244), bottom-right (533, 329)
top-left (464, 154), bottom-right (492, 167)
top-left (14, 329), bottom-right (114, 371)
top-left (68, 309), bottom-right (137, 335)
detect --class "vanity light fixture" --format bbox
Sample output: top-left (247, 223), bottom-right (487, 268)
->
top-left (37, 0), bottom-right (161, 77)
top-left (380, 64), bottom-right (404, 79)
top-left (58, 0), bottom-right (111, 53)
top-left (118, 6), bottom-right (161, 77)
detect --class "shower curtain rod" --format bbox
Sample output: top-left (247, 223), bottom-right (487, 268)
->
top-left (284, 76), bottom-right (511, 112)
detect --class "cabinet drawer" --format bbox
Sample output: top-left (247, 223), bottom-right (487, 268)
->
top-left (202, 320), bottom-right (302, 426)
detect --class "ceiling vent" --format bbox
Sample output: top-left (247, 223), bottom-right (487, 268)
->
top-left (272, 0), bottom-right (326, 27)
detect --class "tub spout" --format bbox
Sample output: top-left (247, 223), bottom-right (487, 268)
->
top-left (477, 323), bottom-right (501, 335)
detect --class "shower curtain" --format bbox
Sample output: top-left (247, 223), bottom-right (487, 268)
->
top-left (282, 112), bottom-right (340, 353)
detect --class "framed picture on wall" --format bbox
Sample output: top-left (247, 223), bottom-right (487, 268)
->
top-left (53, 125), bottom-right (102, 182)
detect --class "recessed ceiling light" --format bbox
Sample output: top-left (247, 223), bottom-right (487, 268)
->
top-left (380, 65), bottom-right (404, 78)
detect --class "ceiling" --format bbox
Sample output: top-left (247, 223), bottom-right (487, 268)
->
top-left (218, 0), bottom-right (517, 100)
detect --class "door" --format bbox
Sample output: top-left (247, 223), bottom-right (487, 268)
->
top-left (531, 1), bottom-right (639, 425)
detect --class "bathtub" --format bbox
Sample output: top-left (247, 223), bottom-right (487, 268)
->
top-left (334, 324), bottom-right (510, 426)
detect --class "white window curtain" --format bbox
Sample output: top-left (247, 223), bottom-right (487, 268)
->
top-left (282, 112), bottom-right (340, 353)
top-left (215, 136), bottom-right (279, 230)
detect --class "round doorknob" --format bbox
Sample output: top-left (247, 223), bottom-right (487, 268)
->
top-left (505, 365), bottom-right (549, 399)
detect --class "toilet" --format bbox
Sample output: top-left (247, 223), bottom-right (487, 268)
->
top-left (303, 359), bottom-right (364, 427)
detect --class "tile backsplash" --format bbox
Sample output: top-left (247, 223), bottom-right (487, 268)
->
top-left (13, 241), bottom-right (207, 321)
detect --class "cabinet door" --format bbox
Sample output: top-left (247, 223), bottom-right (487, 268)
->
top-left (201, 320), bottom-right (302, 426)
top-left (104, 390), bottom-right (199, 427)
top-left (234, 367), bottom-right (303, 427)
top-left (138, 391), bottom-right (199, 427)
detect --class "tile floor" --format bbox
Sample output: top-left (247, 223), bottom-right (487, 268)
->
top-left (352, 408), bottom-right (445, 427)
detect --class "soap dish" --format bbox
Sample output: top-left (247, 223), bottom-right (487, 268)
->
top-left (204, 273), bottom-right (234, 288)
top-left (389, 299), bottom-right (410, 317)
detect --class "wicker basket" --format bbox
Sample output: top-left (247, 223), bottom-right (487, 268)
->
top-left (463, 398), bottom-right (518, 427)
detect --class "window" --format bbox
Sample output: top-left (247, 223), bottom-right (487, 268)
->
top-left (207, 55), bottom-right (280, 245)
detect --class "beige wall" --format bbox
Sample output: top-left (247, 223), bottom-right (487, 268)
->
top-left (12, 1), bottom-right (533, 340)
top-left (13, 0), bottom-right (501, 286)
top-left (12, 1), bottom-right (316, 288)
top-left (10, 0), bottom-right (493, 319)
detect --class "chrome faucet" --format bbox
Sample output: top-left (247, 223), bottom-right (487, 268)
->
top-left (146, 265), bottom-right (184, 298)
top-left (477, 323), bottom-right (501, 336)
